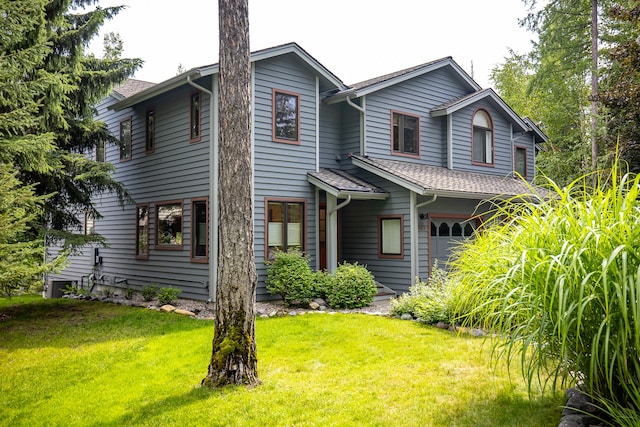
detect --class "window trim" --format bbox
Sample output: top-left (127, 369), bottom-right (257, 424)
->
top-left (136, 203), bottom-right (150, 260)
top-left (190, 197), bottom-right (209, 263)
top-left (145, 108), bottom-right (155, 154)
top-left (471, 108), bottom-right (494, 166)
top-left (514, 145), bottom-right (528, 178)
top-left (272, 88), bottom-right (301, 145)
top-left (390, 110), bottom-right (421, 159)
top-left (155, 199), bottom-right (184, 251)
top-left (378, 214), bottom-right (404, 259)
top-left (119, 117), bottom-right (132, 162)
top-left (264, 198), bottom-right (307, 260)
top-left (189, 91), bottom-right (202, 143)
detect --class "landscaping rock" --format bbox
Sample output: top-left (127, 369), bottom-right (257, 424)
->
top-left (160, 304), bottom-right (176, 312)
top-left (435, 322), bottom-right (450, 330)
top-left (400, 313), bottom-right (413, 320)
top-left (309, 301), bottom-right (320, 310)
top-left (268, 311), bottom-right (278, 318)
top-left (174, 309), bottom-right (195, 316)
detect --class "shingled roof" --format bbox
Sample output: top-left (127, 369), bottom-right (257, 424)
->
top-left (351, 155), bottom-right (545, 200)
top-left (307, 168), bottom-right (389, 199)
top-left (112, 79), bottom-right (157, 99)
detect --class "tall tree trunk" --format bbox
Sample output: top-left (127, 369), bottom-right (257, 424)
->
top-left (202, 0), bottom-right (258, 388)
top-left (590, 0), bottom-right (599, 174)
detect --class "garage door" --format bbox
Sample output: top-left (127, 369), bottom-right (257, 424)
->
top-left (429, 218), bottom-right (475, 270)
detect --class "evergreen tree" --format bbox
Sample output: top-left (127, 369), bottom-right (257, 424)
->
top-left (600, 3), bottom-right (640, 171)
top-left (24, 0), bottom-right (142, 251)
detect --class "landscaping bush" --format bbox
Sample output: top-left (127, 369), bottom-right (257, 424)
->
top-left (449, 166), bottom-right (640, 425)
top-left (390, 261), bottom-right (452, 324)
top-left (325, 262), bottom-right (376, 309)
top-left (141, 285), bottom-right (158, 302)
top-left (266, 250), bottom-right (315, 306)
top-left (157, 286), bottom-right (181, 305)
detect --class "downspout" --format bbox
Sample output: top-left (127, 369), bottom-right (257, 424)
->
top-left (411, 193), bottom-right (437, 282)
top-left (329, 194), bottom-right (351, 214)
top-left (346, 96), bottom-right (366, 156)
top-left (510, 123), bottom-right (514, 173)
top-left (326, 194), bottom-right (351, 273)
top-left (187, 74), bottom-right (218, 303)
top-left (447, 115), bottom-right (453, 169)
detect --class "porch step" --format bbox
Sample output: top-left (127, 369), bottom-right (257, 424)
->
top-left (374, 282), bottom-right (396, 301)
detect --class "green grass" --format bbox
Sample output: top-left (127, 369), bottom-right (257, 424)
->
top-left (0, 295), bottom-right (563, 426)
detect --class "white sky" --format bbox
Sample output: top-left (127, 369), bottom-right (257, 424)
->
top-left (88, 0), bottom-right (537, 89)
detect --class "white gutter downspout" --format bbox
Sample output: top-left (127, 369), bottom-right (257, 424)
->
top-left (326, 194), bottom-right (352, 273)
top-left (411, 193), bottom-right (438, 282)
top-left (187, 74), bottom-right (218, 303)
top-left (346, 96), bottom-right (366, 156)
top-left (447, 115), bottom-right (453, 169)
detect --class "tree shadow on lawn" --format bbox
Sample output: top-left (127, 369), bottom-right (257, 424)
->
top-left (442, 388), bottom-right (565, 426)
top-left (0, 298), bottom-right (211, 350)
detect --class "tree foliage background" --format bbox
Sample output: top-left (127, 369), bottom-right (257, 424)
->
top-left (491, 0), bottom-right (640, 185)
top-left (0, 0), bottom-right (140, 294)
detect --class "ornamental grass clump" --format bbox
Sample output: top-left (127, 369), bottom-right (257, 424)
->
top-left (449, 166), bottom-right (640, 425)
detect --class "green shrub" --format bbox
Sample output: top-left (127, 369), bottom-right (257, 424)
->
top-left (449, 166), bottom-right (640, 425)
top-left (124, 286), bottom-right (135, 300)
top-left (266, 250), bottom-right (315, 306)
top-left (325, 262), bottom-right (376, 309)
top-left (141, 285), bottom-right (158, 302)
top-left (157, 286), bottom-right (181, 306)
top-left (312, 270), bottom-right (330, 299)
top-left (390, 262), bottom-right (451, 324)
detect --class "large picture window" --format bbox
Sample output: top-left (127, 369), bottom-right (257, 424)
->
top-left (156, 201), bottom-right (183, 249)
top-left (272, 89), bottom-right (300, 144)
top-left (119, 118), bottom-right (132, 161)
top-left (378, 215), bottom-right (404, 258)
top-left (472, 109), bottom-right (493, 164)
top-left (136, 204), bottom-right (149, 258)
top-left (392, 111), bottom-right (420, 157)
top-left (190, 91), bottom-right (201, 142)
top-left (266, 199), bottom-right (305, 259)
top-left (191, 198), bottom-right (208, 262)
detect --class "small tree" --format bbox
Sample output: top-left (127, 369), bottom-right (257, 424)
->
top-left (0, 164), bottom-right (66, 296)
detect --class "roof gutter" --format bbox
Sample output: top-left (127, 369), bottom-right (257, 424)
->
top-left (186, 74), bottom-right (218, 303)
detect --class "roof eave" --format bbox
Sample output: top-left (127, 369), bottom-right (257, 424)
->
top-left (109, 68), bottom-right (211, 111)
top-left (307, 174), bottom-right (389, 200)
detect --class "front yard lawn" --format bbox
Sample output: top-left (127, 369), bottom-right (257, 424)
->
top-left (0, 295), bottom-right (563, 426)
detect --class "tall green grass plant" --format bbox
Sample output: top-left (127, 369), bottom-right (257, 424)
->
top-left (449, 166), bottom-right (640, 424)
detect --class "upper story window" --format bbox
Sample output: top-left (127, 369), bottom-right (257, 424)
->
top-left (156, 200), bottom-right (183, 249)
top-left (266, 199), bottom-right (305, 259)
top-left (119, 118), bottom-right (132, 161)
top-left (85, 210), bottom-right (95, 235)
top-left (392, 111), bottom-right (420, 157)
top-left (190, 91), bottom-right (201, 142)
top-left (515, 146), bottom-right (527, 177)
top-left (472, 109), bottom-right (493, 165)
top-left (95, 140), bottom-right (105, 162)
top-left (272, 89), bottom-right (300, 144)
top-left (145, 109), bottom-right (155, 153)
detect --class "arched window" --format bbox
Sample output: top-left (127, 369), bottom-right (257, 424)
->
top-left (472, 110), bottom-right (493, 164)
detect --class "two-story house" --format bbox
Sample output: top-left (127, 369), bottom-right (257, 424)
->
top-left (47, 42), bottom-right (546, 302)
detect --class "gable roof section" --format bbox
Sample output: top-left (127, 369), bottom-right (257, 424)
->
top-left (307, 168), bottom-right (389, 200)
top-left (110, 42), bottom-right (346, 110)
top-left (430, 88), bottom-right (529, 133)
top-left (351, 155), bottom-right (545, 200)
top-left (523, 117), bottom-right (548, 143)
top-left (112, 79), bottom-right (157, 100)
top-left (326, 57), bottom-right (481, 103)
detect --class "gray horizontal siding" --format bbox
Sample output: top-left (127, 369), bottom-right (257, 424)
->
top-left (363, 67), bottom-right (470, 167)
